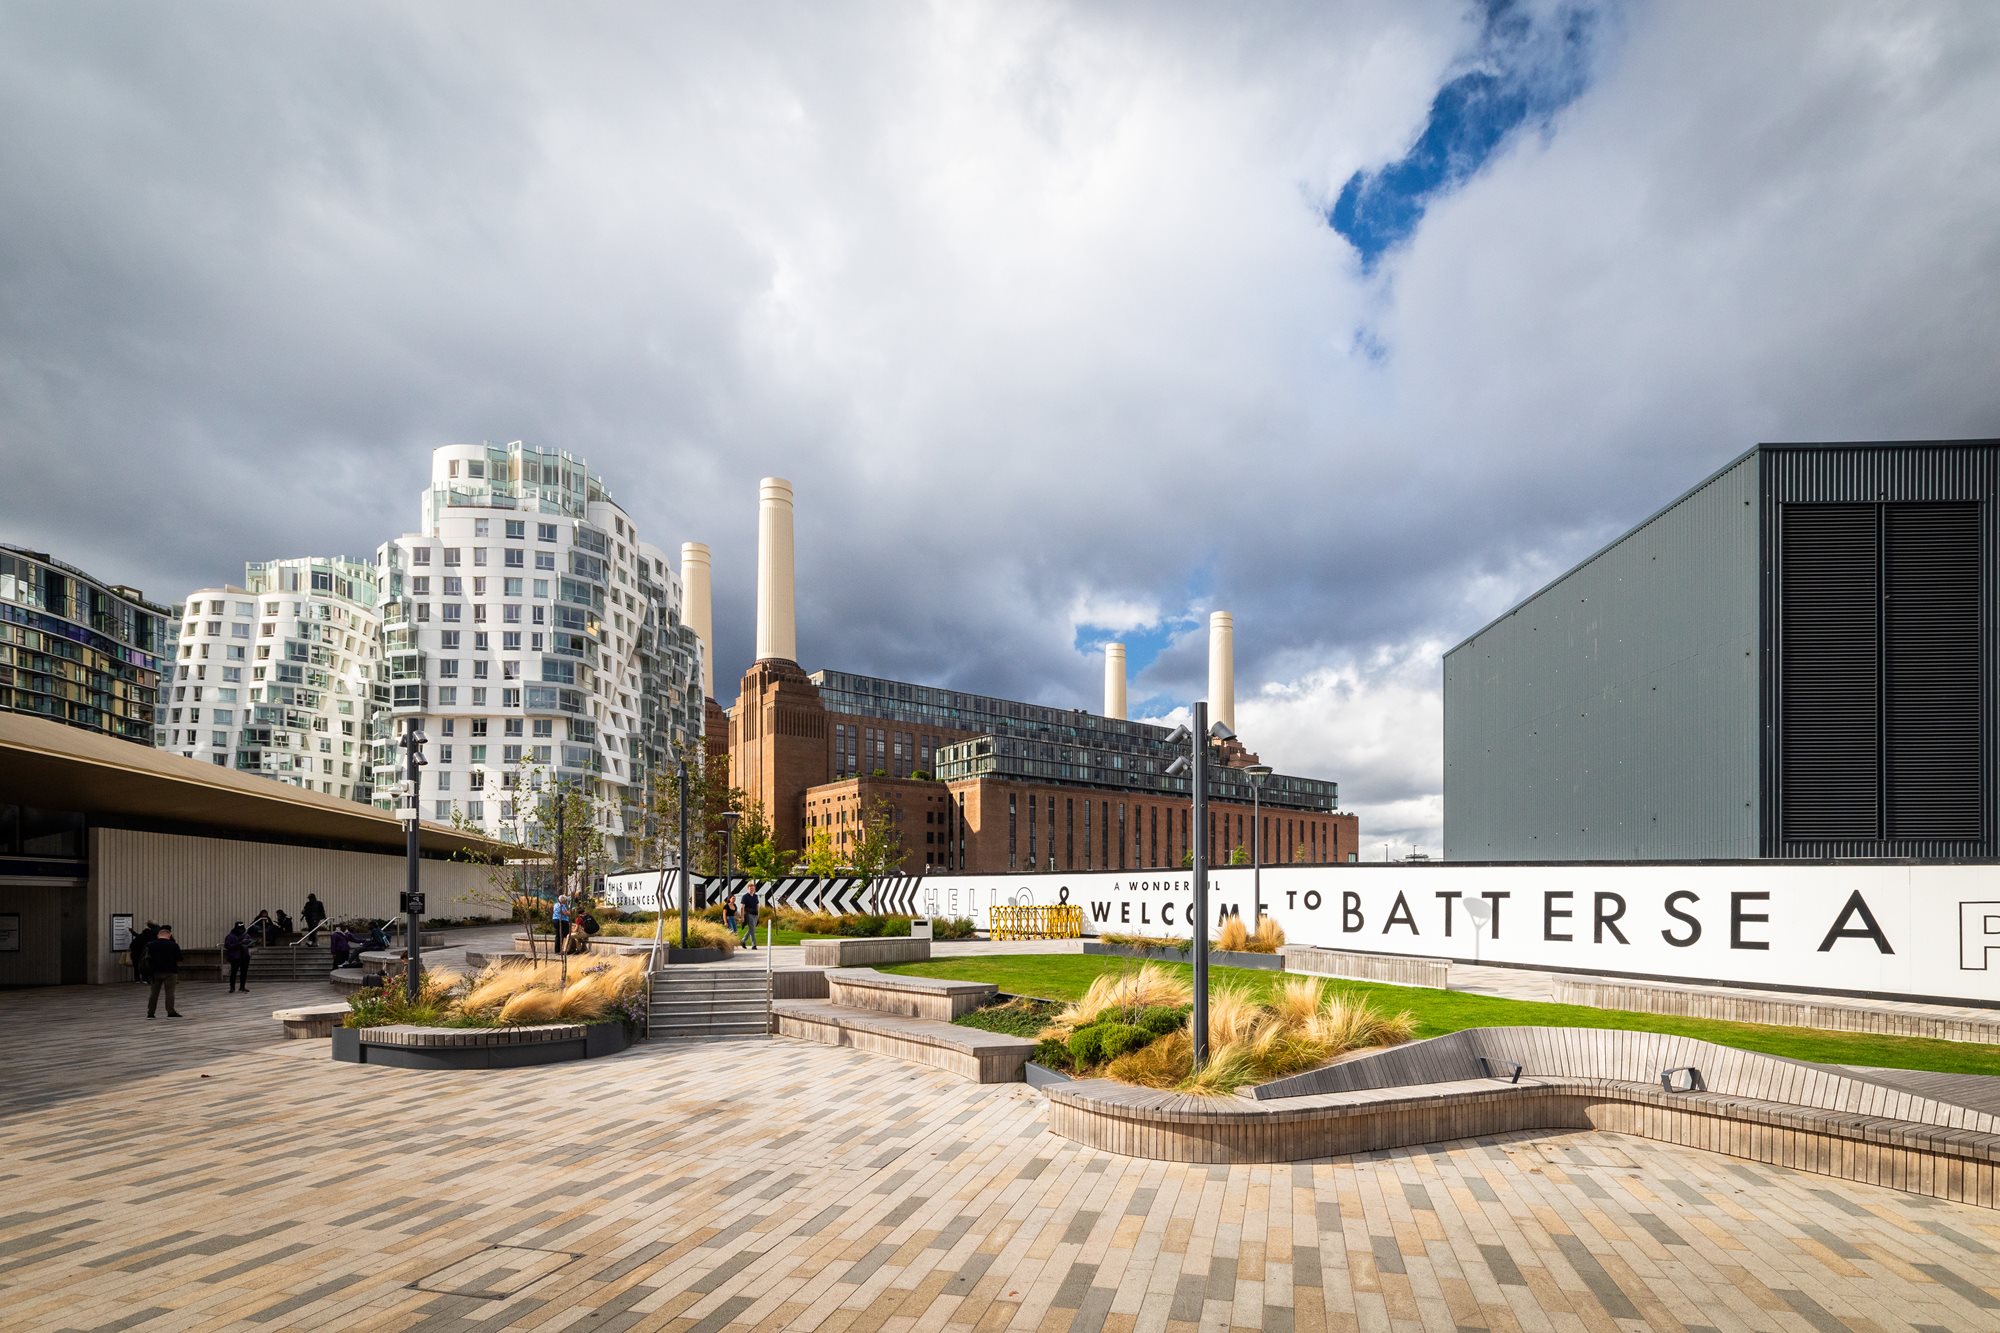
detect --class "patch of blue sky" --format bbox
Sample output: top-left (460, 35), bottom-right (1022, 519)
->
top-left (1330, 0), bottom-right (1607, 270)
top-left (1073, 615), bottom-right (1197, 679)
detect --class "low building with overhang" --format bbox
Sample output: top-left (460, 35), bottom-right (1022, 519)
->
top-left (0, 711), bottom-right (520, 986)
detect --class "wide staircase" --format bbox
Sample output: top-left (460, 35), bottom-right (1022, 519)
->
top-left (245, 942), bottom-right (335, 984)
top-left (650, 967), bottom-right (771, 1039)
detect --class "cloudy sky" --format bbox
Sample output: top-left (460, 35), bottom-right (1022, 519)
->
top-left (5, 1), bottom-right (1998, 856)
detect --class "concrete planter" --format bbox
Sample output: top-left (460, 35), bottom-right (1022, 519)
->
top-left (331, 1021), bottom-right (633, 1069)
top-left (1082, 941), bottom-right (1284, 971)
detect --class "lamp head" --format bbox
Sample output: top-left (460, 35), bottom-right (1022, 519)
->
top-left (1164, 755), bottom-right (1189, 777)
top-left (1164, 724), bottom-right (1191, 747)
top-left (1208, 720), bottom-right (1236, 742)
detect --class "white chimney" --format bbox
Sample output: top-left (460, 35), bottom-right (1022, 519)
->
top-left (755, 477), bottom-right (797, 663)
top-left (680, 541), bottom-right (714, 699)
top-left (1207, 610), bottom-right (1235, 730)
top-left (1104, 642), bottom-right (1127, 720)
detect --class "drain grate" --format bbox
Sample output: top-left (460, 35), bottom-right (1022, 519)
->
top-left (412, 1244), bottom-right (579, 1300)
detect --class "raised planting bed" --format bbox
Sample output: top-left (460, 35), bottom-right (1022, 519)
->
top-left (801, 936), bottom-right (930, 968)
top-left (331, 1021), bottom-right (633, 1069)
top-left (827, 968), bottom-right (995, 1021)
top-left (1083, 941), bottom-right (1283, 971)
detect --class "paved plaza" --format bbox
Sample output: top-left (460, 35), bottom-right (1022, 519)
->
top-left (3, 981), bottom-right (1999, 1332)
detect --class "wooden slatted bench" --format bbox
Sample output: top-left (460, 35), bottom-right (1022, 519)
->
top-left (1043, 1026), bottom-right (2000, 1208)
top-left (825, 968), bottom-right (996, 1020)
top-left (772, 1000), bottom-right (1034, 1083)
top-left (272, 1003), bottom-right (351, 1039)
top-left (800, 937), bottom-right (931, 967)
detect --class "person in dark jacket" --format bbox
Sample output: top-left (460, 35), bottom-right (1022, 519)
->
top-left (223, 923), bottom-right (252, 993)
top-left (130, 922), bottom-right (158, 983)
top-left (366, 921), bottom-right (387, 952)
top-left (302, 894), bottom-right (327, 933)
top-left (248, 909), bottom-right (277, 947)
top-left (739, 887), bottom-right (760, 948)
top-left (329, 925), bottom-right (352, 969)
top-left (146, 925), bottom-right (184, 1018)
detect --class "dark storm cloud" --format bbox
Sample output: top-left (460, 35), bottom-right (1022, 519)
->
top-left (4, 2), bottom-right (1998, 853)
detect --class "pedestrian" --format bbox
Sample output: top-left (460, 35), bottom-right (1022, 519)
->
top-left (740, 885), bottom-right (760, 949)
top-left (146, 925), bottom-right (184, 1018)
top-left (551, 893), bottom-right (571, 946)
top-left (301, 893), bottom-right (326, 933)
top-left (366, 920), bottom-right (387, 952)
top-left (249, 908), bottom-right (277, 947)
top-left (723, 891), bottom-right (738, 935)
top-left (130, 921), bottom-right (158, 983)
top-left (223, 922), bottom-right (252, 993)
top-left (274, 908), bottom-right (294, 936)
top-left (330, 923), bottom-right (352, 969)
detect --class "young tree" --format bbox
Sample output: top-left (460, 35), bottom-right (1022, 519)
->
top-left (802, 827), bottom-right (843, 876)
top-left (636, 750), bottom-right (745, 947)
top-left (849, 798), bottom-right (906, 912)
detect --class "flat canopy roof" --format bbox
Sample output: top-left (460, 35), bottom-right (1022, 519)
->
top-left (0, 712), bottom-right (532, 860)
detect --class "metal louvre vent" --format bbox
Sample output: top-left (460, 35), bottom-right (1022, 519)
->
top-left (1885, 503), bottom-right (1983, 838)
top-left (1779, 505), bottom-right (1880, 840)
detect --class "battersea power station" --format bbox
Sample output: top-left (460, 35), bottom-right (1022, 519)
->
top-left (693, 478), bottom-right (1357, 875)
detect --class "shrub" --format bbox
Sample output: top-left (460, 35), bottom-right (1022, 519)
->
top-left (1096, 1022), bottom-right (1153, 1061)
top-left (954, 998), bottom-right (1062, 1038)
top-left (1034, 1037), bottom-right (1074, 1072)
top-left (1138, 1005), bottom-right (1189, 1037)
top-left (1100, 933), bottom-right (1191, 952)
top-left (849, 913), bottom-right (889, 937)
top-left (1067, 1025), bottom-right (1109, 1068)
top-left (932, 916), bottom-right (977, 941)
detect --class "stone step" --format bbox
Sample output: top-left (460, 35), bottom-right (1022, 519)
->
top-left (651, 1021), bottom-right (771, 1038)
top-left (651, 1007), bottom-right (769, 1022)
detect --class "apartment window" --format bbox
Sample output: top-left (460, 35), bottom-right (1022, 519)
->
top-left (1027, 795), bottom-right (1037, 870)
top-left (436, 772), bottom-right (452, 792)
top-left (503, 744), bottom-right (522, 763)
top-left (532, 580), bottom-right (548, 598)
top-left (471, 605), bottom-right (486, 623)
top-left (474, 519), bottom-right (490, 537)
top-left (435, 800), bottom-right (452, 820)
top-left (471, 687), bottom-right (487, 706)
top-left (441, 719), bottom-right (455, 735)
top-left (504, 579), bottom-right (522, 597)
top-left (439, 659), bottom-right (460, 678)
top-left (442, 548), bottom-right (460, 566)
top-left (438, 686), bottom-right (457, 705)
top-left (505, 520), bottom-right (525, 540)
top-left (503, 688), bottom-right (521, 708)
top-left (537, 523), bottom-right (557, 542)
top-left (442, 577), bottom-right (462, 597)
top-left (532, 719), bottom-right (552, 737)
top-left (471, 719), bottom-right (488, 737)
top-left (505, 549), bottom-right (523, 569)
top-left (474, 632), bottom-right (489, 651)
top-left (1150, 806), bottom-right (1158, 867)
top-left (412, 548), bottom-right (430, 565)
top-left (503, 632), bottom-right (521, 650)
top-left (535, 552), bottom-right (555, 571)
top-left (473, 548), bottom-right (488, 567)
top-left (472, 578), bottom-right (487, 597)
top-left (1083, 800), bottom-right (1092, 869)
top-left (441, 630), bottom-right (460, 650)
top-left (411, 577), bottom-right (430, 595)
top-left (504, 717), bottom-right (523, 736)
top-left (473, 660), bottom-right (489, 680)
top-left (440, 744), bottom-right (454, 764)
top-left (1008, 793), bottom-right (1017, 870)
top-left (504, 605), bottom-right (521, 624)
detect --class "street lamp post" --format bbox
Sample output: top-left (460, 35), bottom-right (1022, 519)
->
top-left (1166, 704), bottom-right (1236, 1071)
top-left (1245, 764), bottom-right (1272, 927)
top-left (398, 720), bottom-right (428, 1003)
top-left (677, 758), bottom-right (691, 950)
top-left (720, 809), bottom-right (743, 916)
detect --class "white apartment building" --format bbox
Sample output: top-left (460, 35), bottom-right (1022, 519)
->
top-left (370, 442), bottom-right (704, 864)
top-left (158, 557), bottom-right (383, 800)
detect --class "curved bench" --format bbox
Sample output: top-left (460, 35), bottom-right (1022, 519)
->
top-left (330, 1021), bottom-right (632, 1069)
top-left (826, 968), bottom-right (995, 1020)
top-left (272, 1003), bottom-right (350, 1039)
top-left (801, 937), bottom-right (930, 967)
top-left (773, 1000), bottom-right (1033, 1083)
top-left (1044, 1027), bottom-right (2000, 1208)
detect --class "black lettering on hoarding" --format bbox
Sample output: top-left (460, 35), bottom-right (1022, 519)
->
top-left (1343, 892), bottom-right (1363, 932)
top-left (1303, 890), bottom-right (1322, 911)
top-left (1594, 892), bottom-right (1628, 945)
top-left (1119, 902), bottom-right (1131, 924)
top-left (1162, 902), bottom-right (1177, 926)
top-left (1543, 891), bottom-right (1574, 942)
top-left (1435, 890), bottom-right (1462, 935)
top-left (1730, 892), bottom-right (1770, 951)
top-left (1816, 890), bottom-right (1894, 954)
top-left (1478, 891), bottom-right (1510, 938)
top-left (1383, 892), bottom-right (1418, 935)
top-left (1285, 891), bottom-right (1297, 910)
top-left (1090, 902), bottom-right (1111, 923)
top-left (1662, 891), bottom-right (1701, 947)
top-left (1218, 903), bottom-right (1239, 926)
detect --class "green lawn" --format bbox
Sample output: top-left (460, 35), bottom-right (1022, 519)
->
top-left (880, 954), bottom-right (2000, 1077)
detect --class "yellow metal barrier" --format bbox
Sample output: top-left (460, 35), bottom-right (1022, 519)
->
top-left (989, 903), bottom-right (1083, 940)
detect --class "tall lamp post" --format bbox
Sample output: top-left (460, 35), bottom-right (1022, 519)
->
top-left (1245, 764), bottom-right (1272, 927)
top-left (676, 758), bottom-right (692, 950)
top-left (397, 720), bottom-right (429, 1003)
top-left (720, 809), bottom-right (743, 914)
top-left (1165, 704), bottom-right (1237, 1070)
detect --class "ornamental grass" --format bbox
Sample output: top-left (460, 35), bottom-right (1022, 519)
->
top-left (497, 987), bottom-right (565, 1024)
top-left (1043, 963), bottom-right (1193, 1038)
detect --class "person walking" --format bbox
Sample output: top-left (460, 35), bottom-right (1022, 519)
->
top-left (146, 925), bottom-right (184, 1018)
top-left (223, 922), bottom-right (252, 993)
top-left (551, 893), bottom-right (571, 949)
top-left (301, 893), bottom-right (326, 934)
top-left (723, 892), bottom-right (738, 936)
top-left (739, 886), bottom-right (760, 949)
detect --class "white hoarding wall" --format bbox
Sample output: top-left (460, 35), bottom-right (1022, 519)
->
top-left (923, 864), bottom-right (2000, 1007)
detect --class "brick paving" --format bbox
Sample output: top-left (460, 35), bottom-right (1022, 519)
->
top-left (3, 980), bottom-right (1999, 1331)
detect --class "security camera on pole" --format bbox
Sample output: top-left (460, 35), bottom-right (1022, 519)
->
top-left (397, 720), bottom-right (429, 1003)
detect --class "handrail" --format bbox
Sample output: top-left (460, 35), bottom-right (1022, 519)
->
top-left (764, 916), bottom-right (773, 1037)
top-left (293, 920), bottom-right (330, 947)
